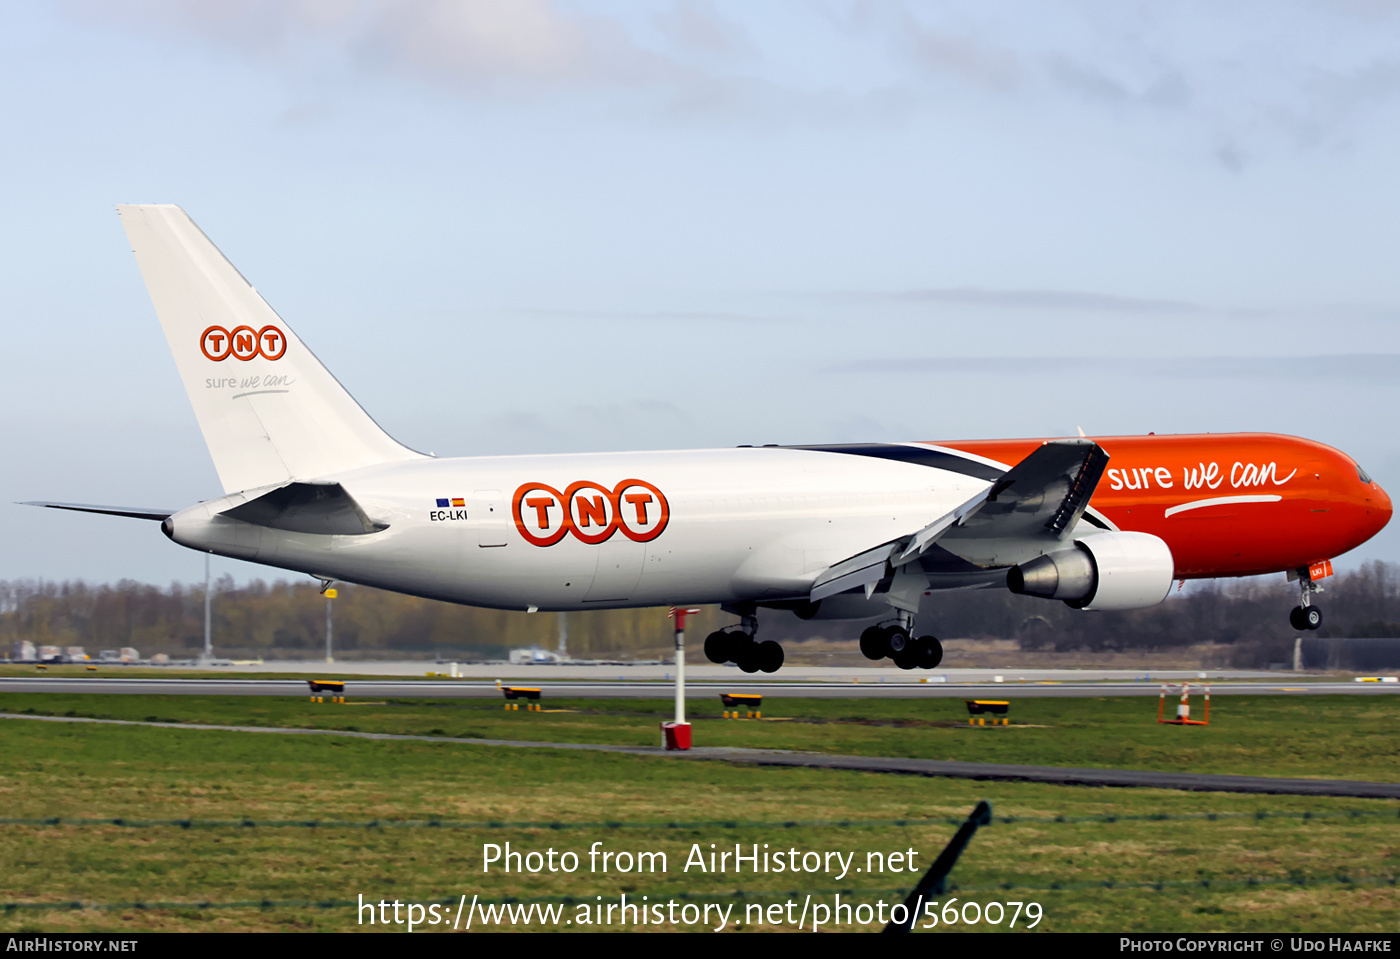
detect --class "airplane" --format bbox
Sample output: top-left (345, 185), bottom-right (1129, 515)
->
top-left (25, 206), bottom-right (1394, 673)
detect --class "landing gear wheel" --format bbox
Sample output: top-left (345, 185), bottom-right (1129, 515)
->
top-left (731, 633), bottom-right (760, 673)
top-left (1304, 607), bottom-right (1323, 631)
top-left (859, 626), bottom-right (887, 661)
top-left (892, 648), bottom-right (919, 670)
top-left (885, 627), bottom-right (911, 656)
top-left (704, 631), bottom-right (732, 664)
top-left (1289, 607), bottom-right (1307, 631)
top-left (916, 635), bottom-right (943, 669)
top-left (757, 640), bottom-right (784, 673)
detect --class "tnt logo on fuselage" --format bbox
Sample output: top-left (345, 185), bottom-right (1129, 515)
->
top-left (201, 324), bottom-right (287, 361)
top-left (513, 480), bottom-right (669, 546)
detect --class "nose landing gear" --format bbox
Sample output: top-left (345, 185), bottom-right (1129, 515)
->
top-left (1289, 605), bottom-right (1322, 631)
top-left (1288, 567), bottom-right (1324, 631)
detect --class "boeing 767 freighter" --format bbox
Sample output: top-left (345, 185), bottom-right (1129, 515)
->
top-left (25, 206), bottom-right (1393, 672)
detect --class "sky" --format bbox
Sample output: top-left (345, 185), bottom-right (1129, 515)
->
top-left (6, 0), bottom-right (1400, 588)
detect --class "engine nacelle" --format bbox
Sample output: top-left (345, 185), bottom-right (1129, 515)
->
top-left (1007, 531), bottom-right (1174, 611)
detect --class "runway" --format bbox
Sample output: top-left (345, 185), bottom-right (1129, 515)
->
top-left (1, 676), bottom-right (1395, 699)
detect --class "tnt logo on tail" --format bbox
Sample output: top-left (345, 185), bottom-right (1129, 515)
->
top-left (201, 324), bottom-right (287, 361)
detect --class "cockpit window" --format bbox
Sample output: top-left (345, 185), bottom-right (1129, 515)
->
top-left (1357, 463), bottom-right (1373, 484)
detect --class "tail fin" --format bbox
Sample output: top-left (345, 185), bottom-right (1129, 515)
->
top-left (118, 205), bottom-right (424, 494)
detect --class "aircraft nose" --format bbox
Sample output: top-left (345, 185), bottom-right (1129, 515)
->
top-left (1368, 479), bottom-right (1393, 537)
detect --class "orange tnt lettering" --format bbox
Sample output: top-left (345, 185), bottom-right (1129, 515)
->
top-left (575, 495), bottom-right (608, 528)
top-left (234, 333), bottom-right (253, 353)
top-left (525, 496), bottom-right (556, 529)
top-left (624, 492), bottom-right (653, 524)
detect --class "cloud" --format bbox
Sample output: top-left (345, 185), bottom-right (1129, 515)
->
top-left (1045, 56), bottom-right (1190, 111)
top-left (74, 0), bottom-right (681, 94)
top-left (63, 0), bottom-right (1400, 145)
top-left (509, 307), bottom-right (794, 324)
top-left (826, 354), bottom-right (1400, 383)
top-left (899, 18), bottom-right (1021, 92)
top-left (841, 287), bottom-right (1202, 314)
top-left (652, 0), bottom-right (755, 61)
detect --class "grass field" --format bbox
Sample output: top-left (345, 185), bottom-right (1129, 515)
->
top-left (0, 693), bottom-right (1397, 933)
top-left (2, 690), bottom-right (1398, 781)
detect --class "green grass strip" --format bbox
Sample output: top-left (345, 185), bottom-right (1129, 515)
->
top-left (3, 873), bottom-right (1396, 913)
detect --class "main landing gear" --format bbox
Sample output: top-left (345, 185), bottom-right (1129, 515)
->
top-left (1288, 567), bottom-right (1324, 632)
top-left (703, 610), bottom-right (784, 674)
top-left (859, 613), bottom-right (944, 670)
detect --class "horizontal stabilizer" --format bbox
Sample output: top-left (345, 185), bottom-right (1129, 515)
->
top-left (220, 482), bottom-right (386, 536)
top-left (21, 502), bottom-right (175, 521)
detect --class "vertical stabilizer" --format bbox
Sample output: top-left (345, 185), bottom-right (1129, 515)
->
top-left (118, 205), bottom-right (424, 494)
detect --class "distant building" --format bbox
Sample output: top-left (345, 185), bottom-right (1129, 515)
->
top-left (509, 647), bottom-right (562, 665)
top-left (13, 641), bottom-right (36, 662)
top-left (65, 646), bottom-right (88, 662)
top-left (119, 647), bottom-right (139, 663)
top-left (38, 645), bottom-right (62, 663)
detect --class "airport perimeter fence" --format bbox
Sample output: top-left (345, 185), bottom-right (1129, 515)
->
top-left (4, 807), bottom-right (1397, 917)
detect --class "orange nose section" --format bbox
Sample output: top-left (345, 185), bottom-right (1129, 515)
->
top-left (1368, 481), bottom-right (1394, 539)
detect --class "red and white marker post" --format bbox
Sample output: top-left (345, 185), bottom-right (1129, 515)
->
top-left (662, 607), bottom-right (702, 749)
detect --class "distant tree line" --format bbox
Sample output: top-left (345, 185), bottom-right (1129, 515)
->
top-left (0, 576), bottom-right (723, 660)
top-left (3, 562), bottom-right (1399, 659)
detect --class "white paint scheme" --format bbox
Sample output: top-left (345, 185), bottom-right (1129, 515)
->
top-left (120, 204), bottom-right (1160, 622)
top-left (163, 447), bottom-right (989, 611)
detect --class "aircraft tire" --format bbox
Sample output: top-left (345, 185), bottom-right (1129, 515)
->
top-left (757, 640), bottom-right (784, 673)
top-left (916, 635), bottom-right (943, 669)
top-left (1304, 606), bottom-right (1323, 630)
top-left (1289, 607), bottom-right (1307, 631)
top-left (892, 647), bottom-right (919, 670)
top-left (731, 633), bottom-right (760, 672)
top-left (885, 627), bottom-right (911, 655)
top-left (859, 625), bottom-right (887, 660)
top-left (704, 631), bottom-right (732, 664)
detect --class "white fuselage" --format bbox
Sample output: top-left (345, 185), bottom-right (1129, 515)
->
top-left (166, 446), bottom-right (994, 611)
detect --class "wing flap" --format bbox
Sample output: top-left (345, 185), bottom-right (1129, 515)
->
top-left (810, 543), bottom-right (898, 602)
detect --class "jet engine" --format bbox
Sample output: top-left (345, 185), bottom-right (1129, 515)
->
top-left (1006, 531), bottom-right (1174, 611)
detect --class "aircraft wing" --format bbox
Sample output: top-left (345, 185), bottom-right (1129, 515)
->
top-left (808, 439), bottom-right (1108, 602)
top-left (21, 502), bottom-right (176, 521)
top-left (939, 438), bottom-right (1107, 545)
